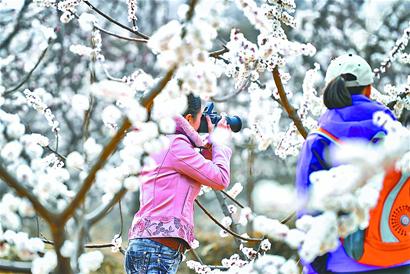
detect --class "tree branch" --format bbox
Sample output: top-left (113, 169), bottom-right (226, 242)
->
top-left (140, 65), bottom-right (177, 107)
top-left (4, 38), bottom-right (52, 96)
top-left (195, 199), bottom-right (263, 243)
top-left (60, 65), bottom-right (177, 223)
top-left (272, 67), bottom-right (308, 139)
top-left (209, 46), bottom-right (229, 59)
top-left (0, 259), bottom-right (31, 273)
top-left (0, 0), bottom-right (33, 50)
top-left (86, 188), bottom-right (127, 225)
top-left (83, 0), bottom-right (149, 40)
top-left (0, 164), bottom-right (54, 223)
top-left (95, 24), bottom-right (148, 43)
top-left (59, 118), bottom-right (131, 222)
top-left (211, 78), bottom-right (250, 102)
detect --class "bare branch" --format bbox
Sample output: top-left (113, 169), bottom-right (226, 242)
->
top-left (272, 67), bottom-right (308, 139)
top-left (83, 0), bottom-right (149, 40)
top-left (95, 24), bottom-right (148, 43)
top-left (86, 188), bottom-right (127, 225)
top-left (0, 259), bottom-right (31, 273)
top-left (195, 199), bottom-right (263, 243)
top-left (4, 38), bottom-right (52, 96)
top-left (0, 0), bottom-right (33, 50)
top-left (185, 0), bottom-right (198, 22)
top-left (209, 46), bottom-right (229, 59)
top-left (211, 78), bottom-right (250, 102)
top-left (220, 190), bottom-right (245, 208)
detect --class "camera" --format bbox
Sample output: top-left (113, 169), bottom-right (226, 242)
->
top-left (197, 102), bottom-right (242, 133)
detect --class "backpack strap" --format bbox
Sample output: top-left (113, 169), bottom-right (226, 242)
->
top-left (311, 127), bottom-right (342, 145)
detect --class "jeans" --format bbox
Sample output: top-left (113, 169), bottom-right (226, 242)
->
top-left (125, 238), bottom-right (183, 274)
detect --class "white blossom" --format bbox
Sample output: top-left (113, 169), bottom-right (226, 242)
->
top-left (111, 234), bottom-right (122, 253)
top-left (61, 240), bottom-right (75, 258)
top-left (123, 176), bottom-right (141, 192)
top-left (78, 13), bottom-right (96, 32)
top-left (66, 151), bottom-right (84, 170)
top-left (78, 251), bottom-right (104, 274)
top-left (32, 251), bottom-right (57, 274)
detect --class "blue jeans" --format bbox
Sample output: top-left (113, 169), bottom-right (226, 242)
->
top-left (125, 239), bottom-right (183, 274)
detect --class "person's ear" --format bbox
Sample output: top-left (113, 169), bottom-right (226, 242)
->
top-left (184, 113), bottom-right (193, 123)
top-left (363, 85), bottom-right (371, 98)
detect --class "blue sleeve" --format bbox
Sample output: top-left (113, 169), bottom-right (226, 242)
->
top-left (295, 134), bottom-right (332, 217)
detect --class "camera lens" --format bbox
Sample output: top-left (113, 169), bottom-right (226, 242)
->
top-left (226, 116), bottom-right (242, 133)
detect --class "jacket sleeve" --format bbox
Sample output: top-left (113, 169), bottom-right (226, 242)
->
top-left (169, 136), bottom-right (232, 190)
top-left (296, 134), bottom-right (331, 217)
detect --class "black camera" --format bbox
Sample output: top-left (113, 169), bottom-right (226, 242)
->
top-left (197, 102), bottom-right (242, 133)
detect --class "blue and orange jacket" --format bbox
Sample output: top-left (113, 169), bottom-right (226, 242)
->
top-left (296, 94), bottom-right (410, 273)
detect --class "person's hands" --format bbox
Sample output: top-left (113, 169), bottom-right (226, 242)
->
top-left (206, 115), bottom-right (214, 134)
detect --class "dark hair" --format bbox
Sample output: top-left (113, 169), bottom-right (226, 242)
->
top-left (183, 93), bottom-right (201, 118)
top-left (323, 73), bottom-right (367, 109)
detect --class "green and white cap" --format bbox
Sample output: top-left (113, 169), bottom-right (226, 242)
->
top-left (325, 53), bottom-right (373, 87)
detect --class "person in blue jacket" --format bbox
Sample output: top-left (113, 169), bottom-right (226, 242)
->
top-left (295, 53), bottom-right (410, 274)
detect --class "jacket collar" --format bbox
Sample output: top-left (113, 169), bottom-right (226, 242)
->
top-left (174, 115), bottom-right (206, 148)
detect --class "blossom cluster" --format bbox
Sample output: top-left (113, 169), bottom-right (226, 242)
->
top-left (187, 254), bottom-right (298, 274)
top-left (0, 194), bottom-right (34, 230)
top-left (127, 0), bottom-right (138, 24)
top-left (70, 29), bottom-right (103, 62)
top-left (24, 89), bottom-right (60, 133)
top-left (0, 228), bottom-right (44, 261)
top-left (223, 0), bottom-right (315, 88)
top-left (373, 21), bottom-right (410, 77)
top-left (147, 2), bottom-right (227, 98)
top-left (57, 0), bottom-right (83, 23)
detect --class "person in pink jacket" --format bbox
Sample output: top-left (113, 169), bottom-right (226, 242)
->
top-left (125, 94), bottom-right (233, 274)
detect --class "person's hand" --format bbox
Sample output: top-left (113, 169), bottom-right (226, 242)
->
top-left (215, 116), bottom-right (232, 143)
top-left (216, 117), bottom-right (230, 131)
top-left (206, 115), bottom-right (214, 134)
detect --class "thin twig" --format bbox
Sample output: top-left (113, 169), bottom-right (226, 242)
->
top-left (45, 145), bottom-right (66, 161)
top-left (195, 200), bottom-right (263, 243)
top-left (211, 78), bottom-right (250, 103)
top-left (86, 188), bottom-right (127, 225)
top-left (280, 211), bottom-right (296, 224)
top-left (189, 249), bottom-right (204, 264)
top-left (83, 0), bottom-right (149, 40)
top-left (95, 24), bottom-right (148, 43)
top-left (209, 46), bottom-right (229, 59)
top-left (0, 0), bottom-right (33, 50)
top-left (220, 190), bottom-right (245, 208)
top-left (4, 38), bottom-right (52, 96)
top-left (118, 199), bottom-right (123, 238)
top-left (101, 62), bottom-right (124, 82)
top-left (42, 239), bottom-right (117, 249)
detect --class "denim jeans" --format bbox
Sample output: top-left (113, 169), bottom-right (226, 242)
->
top-left (125, 238), bottom-right (183, 274)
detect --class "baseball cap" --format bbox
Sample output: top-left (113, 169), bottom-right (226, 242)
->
top-left (325, 53), bottom-right (373, 87)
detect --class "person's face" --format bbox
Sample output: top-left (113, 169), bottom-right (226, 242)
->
top-left (185, 108), bottom-right (203, 131)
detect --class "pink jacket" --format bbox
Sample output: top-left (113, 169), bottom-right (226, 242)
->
top-left (128, 116), bottom-right (232, 247)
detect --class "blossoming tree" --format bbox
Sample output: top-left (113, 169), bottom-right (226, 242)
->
top-left (0, 0), bottom-right (409, 273)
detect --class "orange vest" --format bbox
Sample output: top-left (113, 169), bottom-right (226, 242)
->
top-left (315, 128), bottom-right (410, 267)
